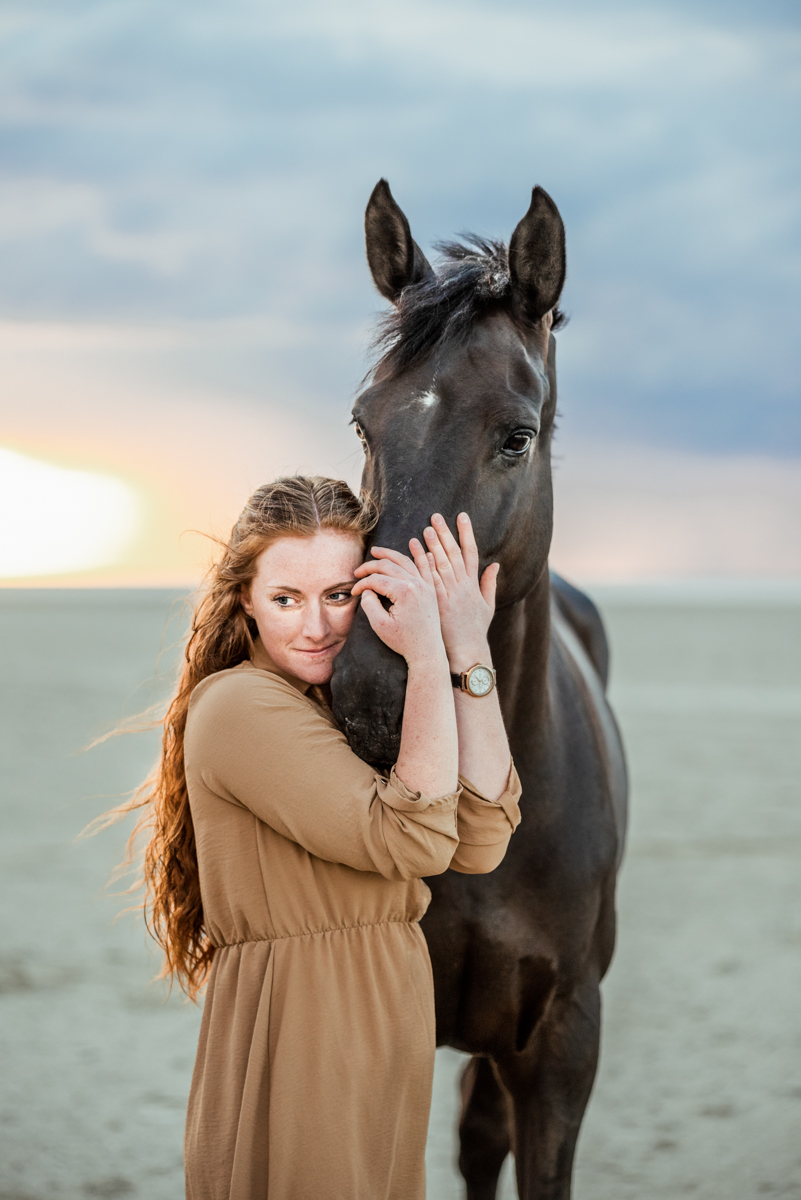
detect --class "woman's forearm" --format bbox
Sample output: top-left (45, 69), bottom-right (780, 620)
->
top-left (394, 651), bottom-right (459, 798)
top-left (412, 513), bottom-right (510, 800)
top-left (451, 640), bottom-right (511, 800)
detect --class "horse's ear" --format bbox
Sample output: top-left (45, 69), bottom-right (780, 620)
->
top-left (365, 179), bottom-right (433, 304)
top-left (508, 186), bottom-right (566, 324)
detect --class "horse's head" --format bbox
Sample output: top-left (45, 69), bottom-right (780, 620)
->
top-left (331, 180), bottom-right (566, 766)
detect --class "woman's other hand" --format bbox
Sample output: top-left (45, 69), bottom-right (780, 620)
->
top-left (418, 513), bottom-right (498, 672)
top-left (352, 543), bottom-right (446, 668)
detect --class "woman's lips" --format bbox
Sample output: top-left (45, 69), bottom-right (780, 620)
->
top-left (294, 644), bottom-right (339, 657)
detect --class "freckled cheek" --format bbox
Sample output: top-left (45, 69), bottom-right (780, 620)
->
top-left (330, 603), bottom-right (359, 640)
top-left (252, 603), bottom-right (302, 647)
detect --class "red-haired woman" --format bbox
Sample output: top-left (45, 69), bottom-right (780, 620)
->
top-left (117, 476), bottom-right (520, 1200)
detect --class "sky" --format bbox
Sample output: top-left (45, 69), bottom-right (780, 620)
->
top-left (0, 0), bottom-right (799, 584)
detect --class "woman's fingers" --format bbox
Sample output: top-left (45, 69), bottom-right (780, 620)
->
top-left (479, 562), bottom-right (499, 611)
top-left (408, 537), bottom-right (434, 584)
top-left (456, 512), bottom-right (480, 575)
top-left (429, 514), bottom-right (466, 579)
top-left (423, 523), bottom-right (458, 583)
top-left (351, 572), bottom-right (402, 602)
top-left (359, 588), bottom-right (392, 633)
top-left (353, 558), bottom-right (409, 585)
top-left (426, 552), bottom-right (448, 600)
top-left (353, 546), bottom-right (416, 576)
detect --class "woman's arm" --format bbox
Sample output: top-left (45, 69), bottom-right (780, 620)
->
top-left (421, 513), bottom-right (511, 801)
top-left (351, 540), bottom-right (458, 799)
top-left (450, 668), bottom-right (510, 802)
top-left (448, 768), bottom-right (522, 874)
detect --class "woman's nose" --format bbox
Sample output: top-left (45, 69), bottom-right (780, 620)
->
top-left (303, 602), bottom-right (330, 642)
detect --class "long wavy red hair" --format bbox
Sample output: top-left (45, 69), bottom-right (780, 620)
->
top-left (97, 476), bottom-right (376, 1001)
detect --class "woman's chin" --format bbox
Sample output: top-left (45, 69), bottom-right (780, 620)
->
top-left (291, 652), bottom-right (336, 686)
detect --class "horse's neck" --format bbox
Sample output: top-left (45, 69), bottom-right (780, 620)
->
top-left (489, 571), bottom-right (551, 731)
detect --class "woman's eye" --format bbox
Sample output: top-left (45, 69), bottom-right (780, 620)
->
top-left (502, 430), bottom-right (534, 456)
top-left (274, 595), bottom-right (295, 607)
top-left (328, 592), bottom-right (353, 603)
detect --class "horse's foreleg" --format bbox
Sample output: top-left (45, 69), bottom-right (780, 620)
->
top-left (496, 978), bottom-right (601, 1200)
top-left (458, 1055), bottom-right (512, 1200)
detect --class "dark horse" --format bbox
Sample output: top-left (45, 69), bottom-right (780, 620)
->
top-left (331, 181), bottom-right (628, 1200)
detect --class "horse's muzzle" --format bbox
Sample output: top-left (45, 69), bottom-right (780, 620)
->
top-left (331, 608), bottom-right (407, 769)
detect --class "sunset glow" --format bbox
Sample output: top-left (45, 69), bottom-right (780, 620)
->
top-left (0, 447), bottom-right (140, 578)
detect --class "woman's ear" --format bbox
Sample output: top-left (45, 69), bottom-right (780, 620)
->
top-left (240, 587), bottom-right (253, 617)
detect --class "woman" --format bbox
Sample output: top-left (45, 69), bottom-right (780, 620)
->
top-left (125, 475), bottom-right (520, 1200)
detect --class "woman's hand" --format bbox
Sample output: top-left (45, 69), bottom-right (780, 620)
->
top-left (416, 512), bottom-right (499, 671)
top-left (351, 542), bottom-right (447, 668)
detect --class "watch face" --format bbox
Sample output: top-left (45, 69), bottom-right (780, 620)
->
top-left (468, 666), bottom-right (494, 696)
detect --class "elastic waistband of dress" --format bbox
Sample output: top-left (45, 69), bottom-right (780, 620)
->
top-left (214, 915), bottom-right (420, 949)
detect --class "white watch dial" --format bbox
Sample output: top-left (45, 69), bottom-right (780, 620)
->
top-left (468, 666), bottom-right (494, 696)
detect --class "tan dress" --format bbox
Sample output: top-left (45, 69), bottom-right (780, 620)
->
top-left (183, 644), bottom-right (521, 1200)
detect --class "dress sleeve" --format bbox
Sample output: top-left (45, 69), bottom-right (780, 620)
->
top-left (448, 764), bottom-right (522, 875)
top-left (184, 669), bottom-right (460, 882)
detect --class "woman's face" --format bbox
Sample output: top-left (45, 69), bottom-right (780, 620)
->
top-left (242, 530), bottom-right (363, 685)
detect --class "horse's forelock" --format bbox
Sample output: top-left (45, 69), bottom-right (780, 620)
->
top-left (369, 235), bottom-right (565, 379)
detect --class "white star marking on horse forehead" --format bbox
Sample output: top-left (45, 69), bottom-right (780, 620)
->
top-left (416, 390), bottom-right (439, 409)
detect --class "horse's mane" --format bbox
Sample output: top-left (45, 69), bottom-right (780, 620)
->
top-left (371, 234), bottom-right (566, 377)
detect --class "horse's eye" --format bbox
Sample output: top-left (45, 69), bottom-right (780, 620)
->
top-left (502, 430), bottom-right (533, 456)
top-left (354, 423), bottom-right (366, 442)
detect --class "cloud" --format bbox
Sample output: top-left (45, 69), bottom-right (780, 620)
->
top-left (0, 178), bottom-right (202, 274)
top-left (0, 0), bottom-right (798, 453)
top-left (269, 0), bottom-right (777, 91)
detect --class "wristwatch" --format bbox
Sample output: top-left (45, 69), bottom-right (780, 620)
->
top-left (451, 663), bottom-right (497, 697)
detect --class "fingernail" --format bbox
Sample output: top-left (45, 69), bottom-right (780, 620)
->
top-left (458, 512), bottom-right (468, 522)
top-left (432, 513), bottom-right (443, 523)
top-left (425, 527), bottom-right (434, 537)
